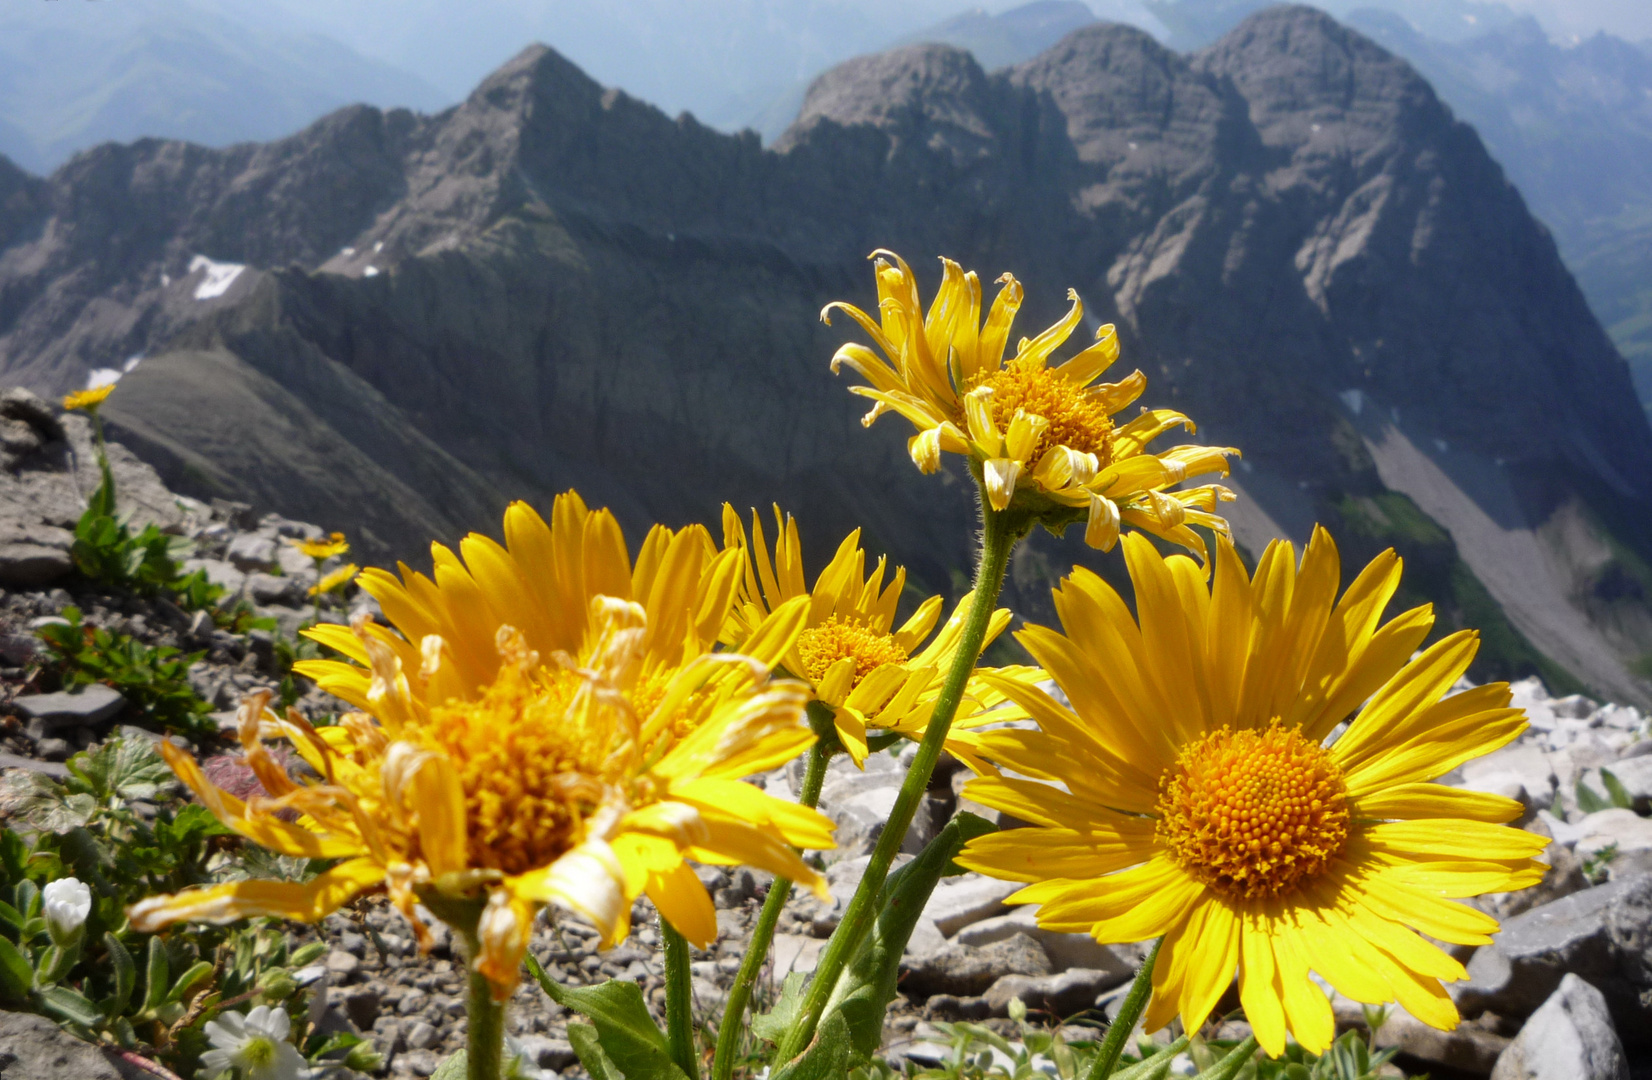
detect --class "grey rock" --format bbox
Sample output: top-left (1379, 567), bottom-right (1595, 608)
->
top-left (899, 932), bottom-right (1050, 998)
top-left (404, 1021), bottom-right (438, 1051)
top-left (1491, 974), bottom-right (1628, 1080)
top-left (0, 542), bottom-right (71, 586)
top-left (1600, 755), bottom-right (1652, 812)
top-left (0, 632), bottom-right (40, 665)
top-left (514, 1035), bottom-right (578, 1071)
top-left (326, 949), bottom-right (361, 977)
top-left (0, 1008), bottom-right (125, 1078)
top-left (226, 533), bottom-right (278, 572)
top-left (14, 683), bottom-right (126, 733)
top-left (395, 1048), bottom-right (438, 1076)
top-left (0, 753), bottom-right (68, 779)
top-left (1457, 873), bottom-right (1652, 1044)
top-left (922, 872), bottom-right (1022, 937)
top-left (342, 984), bottom-right (383, 1030)
top-left (954, 907), bottom-right (1138, 981)
top-left (983, 967), bottom-right (1119, 1018)
top-left (246, 571), bottom-right (305, 605)
top-left (38, 738), bottom-right (72, 761)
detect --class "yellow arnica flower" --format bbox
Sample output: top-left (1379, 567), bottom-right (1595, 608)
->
top-left (291, 531), bottom-right (350, 561)
top-left (309, 563), bottom-right (359, 597)
top-left (62, 383), bottom-right (115, 413)
top-left (131, 494), bottom-right (834, 999)
top-left (954, 529), bottom-right (1547, 1056)
top-left (719, 506), bottom-right (1038, 769)
top-left (823, 251), bottom-right (1238, 558)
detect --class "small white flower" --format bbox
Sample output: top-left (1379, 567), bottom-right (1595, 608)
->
top-left (201, 1005), bottom-right (307, 1080)
top-left (41, 877), bottom-right (91, 944)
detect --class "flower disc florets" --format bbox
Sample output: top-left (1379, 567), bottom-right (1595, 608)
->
top-left (795, 616), bottom-right (910, 687)
top-left (1155, 723), bottom-right (1350, 901)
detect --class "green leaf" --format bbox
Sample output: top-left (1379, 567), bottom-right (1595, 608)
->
top-left (822, 811), bottom-right (999, 1060)
top-left (528, 964), bottom-right (687, 1080)
top-left (37, 984), bottom-right (103, 1026)
top-left (290, 941), bottom-right (328, 968)
top-left (0, 934), bottom-right (33, 1003)
top-left (772, 1010), bottom-right (851, 1080)
top-left (1601, 769), bottom-right (1635, 811)
top-left (752, 971), bottom-right (808, 1043)
top-left (430, 1049), bottom-right (468, 1080)
top-left (166, 960), bottom-right (214, 1005)
top-left (1577, 776), bottom-right (1612, 814)
top-left (106, 932), bottom-right (135, 1014)
top-left (568, 1021), bottom-right (624, 1080)
top-left (142, 934), bottom-right (170, 1011)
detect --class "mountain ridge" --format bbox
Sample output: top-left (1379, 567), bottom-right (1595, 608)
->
top-left (0, 5), bottom-right (1647, 702)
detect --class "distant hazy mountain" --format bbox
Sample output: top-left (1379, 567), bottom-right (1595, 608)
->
top-left (0, 0), bottom-right (446, 174)
top-left (750, 0), bottom-right (1108, 141)
top-left (893, 1), bottom-right (1100, 69)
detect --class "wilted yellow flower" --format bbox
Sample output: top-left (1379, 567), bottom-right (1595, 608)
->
top-left (955, 529), bottom-right (1547, 1056)
top-left (62, 383), bottom-right (115, 413)
top-left (290, 532), bottom-right (349, 561)
top-left (824, 251), bottom-right (1237, 558)
top-left (131, 493), bottom-right (834, 999)
top-left (308, 563), bottom-right (358, 597)
top-left (719, 506), bottom-right (1039, 769)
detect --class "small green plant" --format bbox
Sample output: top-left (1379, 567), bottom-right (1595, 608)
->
top-left (0, 736), bottom-right (379, 1076)
top-left (1584, 842), bottom-right (1620, 885)
top-left (1576, 769), bottom-right (1638, 815)
top-left (36, 606), bottom-right (215, 739)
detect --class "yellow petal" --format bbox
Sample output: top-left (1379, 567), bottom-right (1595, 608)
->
top-left (127, 857), bottom-right (383, 930)
top-left (647, 861), bottom-right (718, 947)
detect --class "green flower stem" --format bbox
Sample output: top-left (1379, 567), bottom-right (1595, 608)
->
top-left (1084, 938), bottom-right (1161, 1080)
top-left (1193, 1035), bottom-right (1258, 1080)
top-left (709, 715), bottom-right (833, 1080)
top-left (773, 495), bottom-right (1027, 1065)
top-left (464, 944), bottom-right (506, 1080)
top-left (662, 919), bottom-right (702, 1080)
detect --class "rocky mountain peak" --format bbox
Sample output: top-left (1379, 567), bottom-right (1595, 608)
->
top-left (780, 43), bottom-right (998, 160)
top-left (1194, 5), bottom-right (1442, 153)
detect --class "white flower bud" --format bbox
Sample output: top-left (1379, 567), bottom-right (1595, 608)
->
top-left (42, 877), bottom-right (91, 945)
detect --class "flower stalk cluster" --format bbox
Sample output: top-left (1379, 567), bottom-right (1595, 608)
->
top-left (125, 250), bottom-right (1544, 1080)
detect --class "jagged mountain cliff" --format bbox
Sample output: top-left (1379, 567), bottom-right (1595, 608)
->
top-left (0, 6), bottom-right (1647, 702)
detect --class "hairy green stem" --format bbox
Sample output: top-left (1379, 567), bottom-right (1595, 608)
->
top-left (773, 496), bottom-right (1026, 1064)
top-left (1194, 1035), bottom-right (1258, 1080)
top-left (662, 919), bottom-right (702, 1080)
top-left (1084, 938), bottom-right (1161, 1080)
top-left (709, 717), bottom-right (833, 1080)
top-left (465, 950), bottom-right (506, 1080)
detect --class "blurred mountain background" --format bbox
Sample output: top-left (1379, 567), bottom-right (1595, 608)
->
top-left (3, 0), bottom-right (1652, 704)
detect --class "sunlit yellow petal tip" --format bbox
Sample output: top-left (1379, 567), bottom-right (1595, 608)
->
top-left (956, 528), bottom-right (1546, 1057)
top-left (62, 382), bottom-right (116, 413)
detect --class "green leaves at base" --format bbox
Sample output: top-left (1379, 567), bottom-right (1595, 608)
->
top-left (526, 956), bottom-right (689, 1080)
top-left (430, 1049), bottom-right (469, 1080)
top-left (771, 1011), bottom-right (850, 1080)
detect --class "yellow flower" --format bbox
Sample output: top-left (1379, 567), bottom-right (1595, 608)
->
top-left (824, 251), bottom-right (1238, 558)
top-left (719, 506), bottom-right (1038, 769)
top-left (308, 563), bottom-right (359, 597)
top-left (954, 529), bottom-right (1547, 1056)
top-left (62, 383), bottom-right (116, 413)
top-left (290, 532), bottom-right (350, 561)
top-left (130, 493), bottom-right (834, 999)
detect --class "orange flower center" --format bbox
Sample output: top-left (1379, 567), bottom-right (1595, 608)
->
top-left (416, 663), bottom-right (607, 877)
top-left (968, 361), bottom-right (1114, 463)
top-left (1155, 724), bottom-right (1349, 901)
top-left (795, 616), bottom-right (908, 687)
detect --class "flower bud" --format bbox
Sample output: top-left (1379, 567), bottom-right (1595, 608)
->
top-left (42, 878), bottom-right (91, 947)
